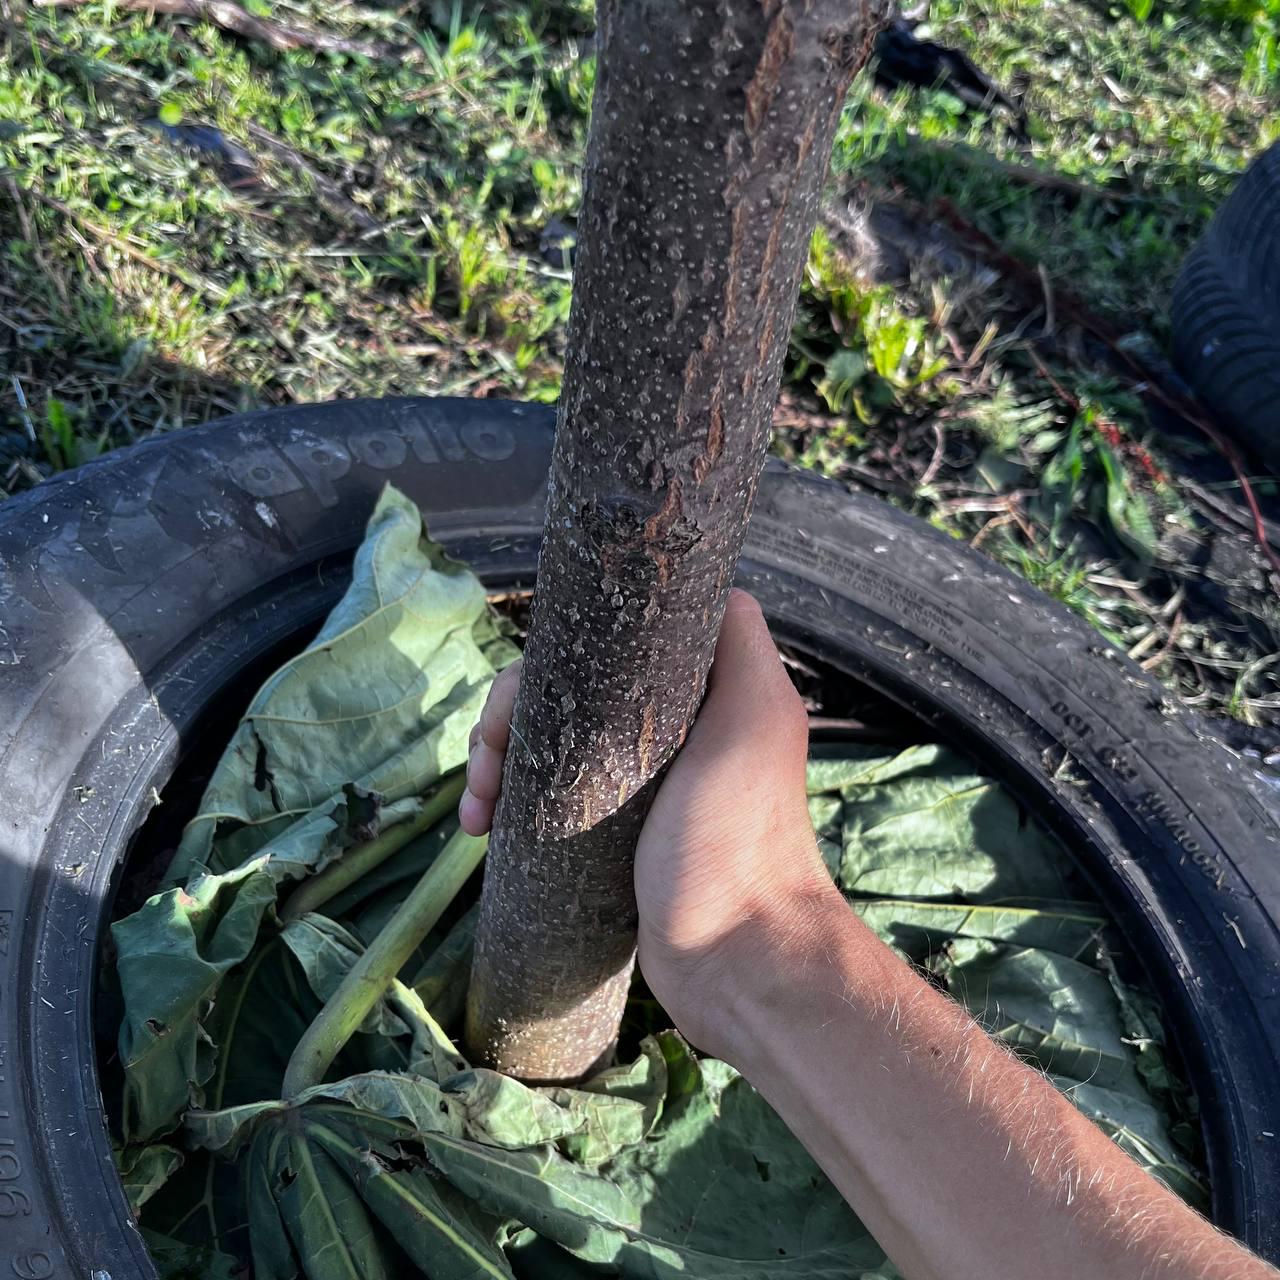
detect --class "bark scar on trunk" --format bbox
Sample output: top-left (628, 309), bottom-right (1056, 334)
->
top-left (638, 701), bottom-right (658, 776)
top-left (642, 477), bottom-right (689, 587)
top-left (744, 8), bottom-right (795, 137)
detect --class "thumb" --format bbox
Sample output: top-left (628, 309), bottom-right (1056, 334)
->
top-left (681, 589), bottom-right (809, 773)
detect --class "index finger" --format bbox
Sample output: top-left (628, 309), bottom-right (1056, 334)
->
top-left (478, 658), bottom-right (522, 752)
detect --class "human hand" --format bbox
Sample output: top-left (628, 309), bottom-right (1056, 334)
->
top-left (459, 589), bottom-right (840, 1056)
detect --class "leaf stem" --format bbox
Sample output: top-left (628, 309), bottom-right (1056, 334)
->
top-left (280, 773), bottom-right (466, 923)
top-left (282, 828), bottom-right (486, 1097)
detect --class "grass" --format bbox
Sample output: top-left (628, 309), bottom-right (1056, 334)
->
top-left (2, 0), bottom-right (1278, 723)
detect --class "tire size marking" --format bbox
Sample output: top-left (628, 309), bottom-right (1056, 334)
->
top-left (0, 912), bottom-right (50, 1276)
top-left (1049, 701), bottom-right (1221, 882)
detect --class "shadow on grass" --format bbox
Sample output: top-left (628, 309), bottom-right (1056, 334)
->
top-left (0, 188), bottom-right (264, 494)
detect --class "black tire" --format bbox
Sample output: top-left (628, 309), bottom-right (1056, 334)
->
top-left (1, 397), bottom-right (1278, 1277)
top-left (1172, 142), bottom-right (1280, 471)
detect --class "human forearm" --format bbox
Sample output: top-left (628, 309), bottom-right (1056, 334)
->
top-left (463, 595), bottom-right (1276, 1280)
top-left (702, 877), bottom-right (1274, 1280)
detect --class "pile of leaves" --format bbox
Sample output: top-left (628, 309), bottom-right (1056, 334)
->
top-left (107, 486), bottom-right (1205, 1279)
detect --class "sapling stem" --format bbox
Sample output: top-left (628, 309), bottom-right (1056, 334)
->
top-left (280, 773), bottom-right (466, 923)
top-left (282, 828), bottom-right (486, 1097)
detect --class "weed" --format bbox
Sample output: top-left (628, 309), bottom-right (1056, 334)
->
top-left (1, 0), bottom-right (1275, 721)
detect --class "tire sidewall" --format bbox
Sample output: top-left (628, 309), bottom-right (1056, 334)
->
top-left (1, 397), bottom-right (1277, 1275)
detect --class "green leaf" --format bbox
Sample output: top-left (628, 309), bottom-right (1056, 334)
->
top-left (276, 1129), bottom-right (394, 1280)
top-left (852, 898), bottom-right (1105, 960)
top-left (114, 487), bottom-right (506, 1140)
top-left (807, 793), bottom-right (844, 878)
top-left (1051, 1076), bottom-right (1208, 1209)
top-left (136, 1145), bottom-right (248, 1267)
top-left (602, 1036), bottom-right (887, 1276)
top-left (247, 1129), bottom-right (304, 1280)
top-left (313, 1124), bottom-right (515, 1280)
top-left (140, 1227), bottom-right (240, 1280)
top-left (1093, 436), bottom-right (1157, 561)
top-left (817, 744), bottom-right (1074, 900)
top-left (420, 1131), bottom-right (644, 1262)
top-left (118, 1143), bottom-right (183, 1213)
top-left (168, 486), bottom-right (505, 884)
top-left (935, 942), bottom-right (1143, 1093)
top-left (204, 936), bottom-right (347, 1111)
top-left (113, 863), bottom-right (278, 1141)
top-left (427, 1034), bottom-right (889, 1278)
top-left (242, 1105), bottom-right (492, 1280)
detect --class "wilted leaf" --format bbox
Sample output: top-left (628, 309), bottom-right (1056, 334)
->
top-left (806, 746), bottom-right (938, 794)
top-left (187, 1069), bottom-right (468, 1157)
top-left (1051, 1076), bottom-right (1208, 1208)
top-left (113, 862), bottom-right (278, 1141)
top-left (936, 941), bottom-right (1142, 1093)
top-left (141, 1227), bottom-right (240, 1280)
top-left (1096, 950), bottom-right (1188, 1102)
top-left (441, 1037), bottom-right (664, 1167)
top-left (814, 744), bottom-right (1073, 900)
top-left (314, 1123), bottom-right (515, 1279)
top-left (445, 1070), bottom-right (591, 1150)
top-left (114, 487), bottom-right (508, 1141)
top-left (168, 485), bottom-right (507, 885)
top-left (546, 1035), bottom-right (667, 1164)
top-left (428, 1034), bottom-right (889, 1278)
top-left (853, 898), bottom-right (1105, 960)
top-left (118, 1143), bottom-right (183, 1214)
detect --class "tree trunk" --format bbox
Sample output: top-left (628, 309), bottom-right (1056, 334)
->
top-left (465, 0), bottom-right (888, 1081)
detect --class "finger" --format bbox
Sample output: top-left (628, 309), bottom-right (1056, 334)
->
top-left (707, 589), bottom-right (785, 689)
top-left (466, 740), bottom-right (505, 802)
top-left (689, 589), bottom-right (807, 756)
top-left (479, 659), bottom-right (522, 752)
top-left (458, 787), bottom-right (495, 837)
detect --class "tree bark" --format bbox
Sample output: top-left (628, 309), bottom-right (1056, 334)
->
top-left (465, 0), bottom-right (889, 1082)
